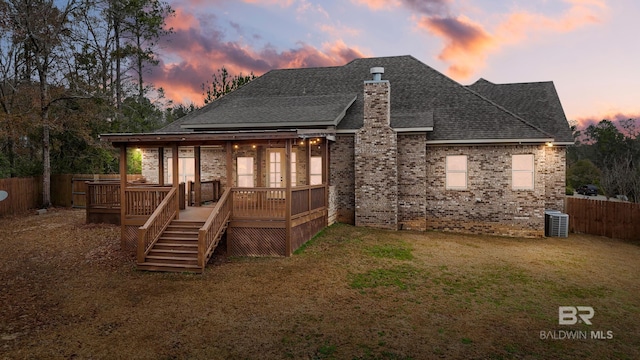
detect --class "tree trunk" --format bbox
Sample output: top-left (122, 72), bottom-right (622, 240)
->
top-left (42, 122), bottom-right (51, 207)
top-left (136, 16), bottom-right (144, 102)
top-left (114, 10), bottom-right (122, 111)
top-left (39, 62), bottom-right (51, 207)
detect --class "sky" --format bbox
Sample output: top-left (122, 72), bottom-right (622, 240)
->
top-left (148, 0), bottom-right (640, 129)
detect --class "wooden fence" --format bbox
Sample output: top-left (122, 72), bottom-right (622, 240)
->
top-left (0, 174), bottom-right (143, 216)
top-left (565, 197), bottom-right (640, 241)
top-left (0, 177), bottom-right (43, 216)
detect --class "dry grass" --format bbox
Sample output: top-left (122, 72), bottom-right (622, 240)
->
top-left (1, 208), bottom-right (639, 359)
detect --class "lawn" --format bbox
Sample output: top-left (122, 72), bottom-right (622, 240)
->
top-left (1, 209), bottom-right (639, 359)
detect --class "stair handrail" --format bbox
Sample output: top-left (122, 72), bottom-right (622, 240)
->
top-left (198, 187), bottom-right (232, 269)
top-left (137, 187), bottom-right (178, 264)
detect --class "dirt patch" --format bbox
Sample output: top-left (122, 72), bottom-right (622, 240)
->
top-left (1, 209), bottom-right (639, 359)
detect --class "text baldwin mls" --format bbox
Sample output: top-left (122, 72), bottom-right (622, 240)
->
top-left (539, 306), bottom-right (614, 340)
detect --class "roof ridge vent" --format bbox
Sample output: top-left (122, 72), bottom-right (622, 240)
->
top-left (370, 67), bottom-right (384, 81)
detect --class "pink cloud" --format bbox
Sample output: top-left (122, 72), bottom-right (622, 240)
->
top-left (148, 7), bottom-right (367, 105)
top-left (164, 7), bottom-right (199, 32)
top-left (414, 0), bottom-right (608, 80)
top-left (242, 0), bottom-right (295, 7)
top-left (417, 15), bottom-right (495, 79)
top-left (575, 113), bottom-right (640, 132)
top-left (351, 0), bottom-right (401, 10)
top-left (495, 1), bottom-right (605, 44)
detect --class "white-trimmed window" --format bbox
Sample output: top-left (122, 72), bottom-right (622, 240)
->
top-left (237, 157), bottom-right (254, 187)
top-left (310, 156), bottom-right (322, 185)
top-left (446, 155), bottom-right (467, 190)
top-left (512, 154), bottom-right (534, 190)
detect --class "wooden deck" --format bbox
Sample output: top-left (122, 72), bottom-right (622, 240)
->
top-left (179, 205), bottom-right (215, 221)
top-left (86, 182), bottom-right (328, 272)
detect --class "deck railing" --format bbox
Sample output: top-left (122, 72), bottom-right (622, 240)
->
top-left (292, 185), bottom-right (326, 218)
top-left (198, 188), bottom-right (232, 268)
top-left (231, 187), bottom-right (286, 219)
top-left (125, 186), bottom-right (172, 217)
top-left (188, 179), bottom-right (222, 205)
top-left (86, 181), bottom-right (120, 209)
top-left (137, 187), bottom-right (177, 263)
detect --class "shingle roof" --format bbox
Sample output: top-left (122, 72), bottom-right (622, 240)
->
top-left (467, 79), bottom-right (574, 143)
top-left (180, 94), bottom-right (356, 129)
top-left (160, 55), bottom-right (571, 142)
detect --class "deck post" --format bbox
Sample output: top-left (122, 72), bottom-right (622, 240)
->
top-left (307, 139), bottom-right (311, 212)
top-left (194, 145), bottom-right (201, 206)
top-left (323, 138), bottom-right (329, 217)
top-left (158, 147), bottom-right (164, 185)
top-left (285, 139), bottom-right (292, 256)
top-left (225, 141), bottom-right (233, 189)
top-left (172, 143), bottom-right (180, 219)
top-left (119, 144), bottom-right (127, 249)
top-left (256, 145), bottom-right (263, 187)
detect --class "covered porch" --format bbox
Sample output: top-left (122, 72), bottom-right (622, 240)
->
top-left (99, 130), bottom-right (333, 272)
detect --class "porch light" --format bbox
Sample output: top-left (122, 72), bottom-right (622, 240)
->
top-left (233, 144), bottom-right (239, 150)
top-left (546, 142), bottom-right (553, 147)
top-left (299, 140), bottom-right (304, 146)
top-left (252, 145), bottom-right (256, 149)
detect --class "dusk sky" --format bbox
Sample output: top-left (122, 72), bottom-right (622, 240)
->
top-left (148, 0), bottom-right (640, 129)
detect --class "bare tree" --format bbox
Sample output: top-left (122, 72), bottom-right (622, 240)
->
top-left (2, 0), bottom-right (85, 206)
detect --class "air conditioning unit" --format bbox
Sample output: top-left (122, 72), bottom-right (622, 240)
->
top-left (545, 211), bottom-right (569, 237)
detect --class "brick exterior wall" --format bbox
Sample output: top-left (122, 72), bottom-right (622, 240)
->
top-left (543, 146), bottom-right (566, 211)
top-left (143, 144), bottom-right (322, 189)
top-left (328, 185), bottom-right (337, 225)
top-left (330, 135), bottom-right (355, 224)
top-left (142, 147), bottom-right (228, 187)
top-left (398, 134), bottom-right (427, 230)
top-left (425, 144), bottom-right (554, 237)
top-left (354, 80), bottom-right (398, 230)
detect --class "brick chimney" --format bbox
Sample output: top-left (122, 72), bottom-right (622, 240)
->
top-left (354, 67), bottom-right (398, 229)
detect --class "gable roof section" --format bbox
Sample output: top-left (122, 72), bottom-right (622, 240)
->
top-left (159, 55), bottom-right (565, 143)
top-left (467, 79), bottom-right (574, 143)
top-left (180, 94), bottom-right (357, 129)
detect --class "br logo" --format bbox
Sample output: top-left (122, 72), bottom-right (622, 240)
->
top-left (559, 306), bottom-right (594, 325)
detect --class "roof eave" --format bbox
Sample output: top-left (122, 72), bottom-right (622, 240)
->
top-left (100, 129), bottom-right (301, 145)
top-left (425, 138), bottom-right (555, 145)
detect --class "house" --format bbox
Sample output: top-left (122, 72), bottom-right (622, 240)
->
top-left (100, 55), bottom-right (573, 272)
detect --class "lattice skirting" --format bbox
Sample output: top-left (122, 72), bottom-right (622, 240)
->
top-left (228, 227), bottom-right (286, 257)
top-left (121, 225), bottom-right (138, 253)
top-left (291, 216), bottom-right (326, 253)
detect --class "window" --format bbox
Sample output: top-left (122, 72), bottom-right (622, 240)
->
top-left (310, 156), bottom-right (322, 185)
top-left (237, 157), bottom-right (254, 187)
top-left (512, 154), bottom-right (534, 190)
top-left (166, 157), bottom-right (195, 185)
top-left (446, 155), bottom-right (467, 190)
top-left (291, 151), bottom-right (297, 186)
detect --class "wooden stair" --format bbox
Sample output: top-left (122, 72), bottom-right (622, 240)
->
top-left (137, 220), bottom-right (211, 273)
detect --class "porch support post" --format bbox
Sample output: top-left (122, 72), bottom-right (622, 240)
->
top-left (306, 138), bottom-right (311, 212)
top-left (256, 146), bottom-right (263, 187)
top-left (285, 139), bottom-right (292, 256)
top-left (194, 145), bottom-right (201, 206)
top-left (323, 138), bottom-right (329, 210)
top-left (119, 144), bottom-right (127, 249)
top-left (158, 147), bottom-right (164, 185)
top-left (225, 141), bottom-right (233, 189)
top-left (172, 143), bottom-right (180, 219)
